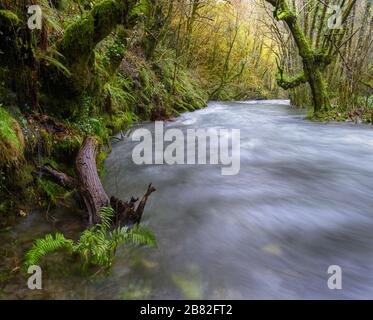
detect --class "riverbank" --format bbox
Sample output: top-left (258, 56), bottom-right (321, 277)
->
top-left (309, 107), bottom-right (373, 124)
top-left (0, 44), bottom-right (208, 226)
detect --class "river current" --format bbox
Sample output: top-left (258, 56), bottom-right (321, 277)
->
top-left (2, 100), bottom-right (373, 299)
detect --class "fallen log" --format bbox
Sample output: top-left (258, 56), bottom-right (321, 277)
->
top-left (38, 136), bottom-right (155, 227)
top-left (37, 165), bottom-right (78, 189)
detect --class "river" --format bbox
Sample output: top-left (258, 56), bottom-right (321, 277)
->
top-left (2, 100), bottom-right (373, 299)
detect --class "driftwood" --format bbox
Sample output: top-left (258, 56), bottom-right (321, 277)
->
top-left (38, 136), bottom-right (155, 227)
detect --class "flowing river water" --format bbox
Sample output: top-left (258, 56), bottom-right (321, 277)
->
top-left (2, 100), bottom-right (373, 299)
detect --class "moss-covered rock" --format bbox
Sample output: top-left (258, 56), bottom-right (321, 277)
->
top-left (0, 106), bottom-right (25, 167)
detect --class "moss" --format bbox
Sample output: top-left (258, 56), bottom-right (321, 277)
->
top-left (56, 0), bottom-right (125, 97)
top-left (96, 150), bottom-right (108, 177)
top-left (307, 66), bottom-right (331, 112)
top-left (121, 47), bottom-right (207, 117)
top-left (60, 15), bottom-right (95, 62)
top-left (53, 135), bottom-right (83, 163)
top-left (0, 2), bottom-right (210, 222)
top-left (0, 268), bottom-right (14, 283)
top-left (39, 128), bottom-right (54, 157)
top-left (14, 164), bottom-right (34, 189)
top-left (0, 10), bottom-right (20, 65)
top-left (37, 178), bottom-right (65, 206)
top-left (309, 107), bottom-right (373, 124)
top-left (275, 8), bottom-right (296, 22)
top-left (0, 106), bottom-right (24, 167)
top-left (91, 0), bottom-right (121, 41)
top-left (57, 15), bottom-right (95, 95)
top-left (0, 10), bottom-right (19, 27)
top-left (270, 0), bottom-right (331, 113)
top-left (276, 71), bottom-right (307, 90)
top-left (103, 28), bottom-right (128, 75)
top-left (106, 111), bottom-right (137, 133)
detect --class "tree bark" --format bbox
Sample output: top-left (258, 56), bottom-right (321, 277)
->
top-left (37, 165), bottom-right (78, 189)
top-left (76, 137), bottom-right (110, 225)
top-left (39, 136), bottom-right (156, 227)
top-left (265, 0), bottom-right (330, 112)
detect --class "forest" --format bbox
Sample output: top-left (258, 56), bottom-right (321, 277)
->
top-left (0, 0), bottom-right (372, 300)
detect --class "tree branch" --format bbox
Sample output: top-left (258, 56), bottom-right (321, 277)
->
top-left (276, 69), bottom-right (307, 90)
top-left (53, 0), bottom-right (140, 96)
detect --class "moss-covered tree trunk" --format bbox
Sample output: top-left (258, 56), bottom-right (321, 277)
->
top-left (265, 0), bottom-right (356, 114)
top-left (305, 64), bottom-right (330, 113)
top-left (1, 1), bottom-right (141, 112)
top-left (47, 0), bottom-right (139, 98)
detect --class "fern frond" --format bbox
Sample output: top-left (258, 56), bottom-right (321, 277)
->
top-left (24, 208), bottom-right (157, 273)
top-left (113, 226), bottom-right (157, 248)
top-left (35, 50), bottom-right (71, 77)
top-left (24, 233), bottom-right (74, 270)
top-left (38, 0), bottom-right (64, 33)
top-left (99, 206), bottom-right (115, 233)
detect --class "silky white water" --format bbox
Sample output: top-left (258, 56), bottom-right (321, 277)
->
top-left (2, 100), bottom-right (373, 299)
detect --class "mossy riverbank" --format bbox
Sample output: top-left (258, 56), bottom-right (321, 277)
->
top-left (0, 44), bottom-right (207, 225)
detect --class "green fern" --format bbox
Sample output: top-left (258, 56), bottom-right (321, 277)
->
top-left (24, 233), bottom-right (74, 270)
top-left (98, 205), bottom-right (114, 233)
top-left (112, 226), bottom-right (157, 248)
top-left (36, 50), bottom-right (72, 77)
top-left (24, 207), bottom-right (157, 272)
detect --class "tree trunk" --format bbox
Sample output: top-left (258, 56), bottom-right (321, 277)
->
top-left (304, 63), bottom-right (331, 113)
top-left (46, 0), bottom-right (140, 98)
top-left (265, 0), bottom-right (356, 114)
top-left (39, 137), bottom-right (156, 227)
top-left (76, 137), bottom-right (110, 225)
